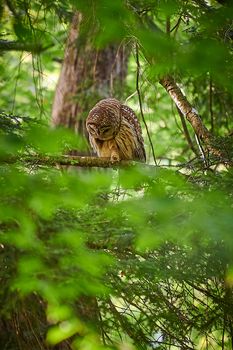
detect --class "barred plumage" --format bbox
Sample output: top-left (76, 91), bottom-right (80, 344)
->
top-left (86, 98), bottom-right (146, 162)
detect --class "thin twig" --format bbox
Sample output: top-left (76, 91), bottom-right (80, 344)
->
top-left (195, 133), bottom-right (208, 167)
top-left (110, 39), bottom-right (127, 97)
top-left (166, 16), bottom-right (171, 35)
top-left (170, 13), bottom-right (183, 35)
top-left (176, 106), bottom-right (198, 156)
top-left (135, 43), bottom-right (157, 165)
top-left (222, 313), bottom-right (225, 349)
top-left (209, 74), bottom-right (214, 133)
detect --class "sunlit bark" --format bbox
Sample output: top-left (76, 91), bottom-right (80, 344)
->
top-left (160, 75), bottom-right (229, 160)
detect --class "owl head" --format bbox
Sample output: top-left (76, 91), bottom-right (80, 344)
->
top-left (86, 98), bottom-right (121, 140)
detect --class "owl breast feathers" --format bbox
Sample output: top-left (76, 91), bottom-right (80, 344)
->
top-left (86, 98), bottom-right (146, 162)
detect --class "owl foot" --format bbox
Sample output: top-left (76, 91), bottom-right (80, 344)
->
top-left (110, 153), bottom-right (120, 162)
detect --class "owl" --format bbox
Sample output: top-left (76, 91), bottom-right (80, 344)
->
top-left (86, 98), bottom-right (146, 162)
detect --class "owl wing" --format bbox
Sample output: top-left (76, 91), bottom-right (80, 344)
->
top-left (121, 105), bottom-right (146, 162)
top-left (88, 135), bottom-right (100, 156)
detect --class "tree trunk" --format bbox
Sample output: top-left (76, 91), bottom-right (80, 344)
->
top-left (51, 12), bottom-right (129, 138)
top-left (50, 11), bottom-right (130, 339)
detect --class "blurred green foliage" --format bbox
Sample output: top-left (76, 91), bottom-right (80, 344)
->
top-left (0, 115), bottom-right (233, 349)
top-left (0, 0), bottom-right (233, 349)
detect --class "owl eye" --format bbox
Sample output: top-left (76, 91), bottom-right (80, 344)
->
top-left (101, 126), bottom-right (111, 133)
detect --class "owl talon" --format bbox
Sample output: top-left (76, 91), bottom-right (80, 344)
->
top-left (111, 154), bottom-right (120, 162)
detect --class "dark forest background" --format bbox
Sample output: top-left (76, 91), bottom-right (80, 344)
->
top-left (0, 0), bottom-right (233, 349)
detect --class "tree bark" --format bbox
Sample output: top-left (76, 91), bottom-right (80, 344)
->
top-left (51, 12), bottom-right (129, 136)
top-left (159, 75), bottom-right (229, 160)
top-left (160, 76), bottom-right (211, 141)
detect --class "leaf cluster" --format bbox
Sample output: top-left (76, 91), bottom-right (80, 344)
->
top-left (0, 117), bottom-right (233, 349)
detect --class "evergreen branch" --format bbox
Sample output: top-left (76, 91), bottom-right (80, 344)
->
top-left (0, 40), bottom-right (53, 53)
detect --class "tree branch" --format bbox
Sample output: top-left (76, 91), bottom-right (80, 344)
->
top-left (134, 13), bottom-right (230, 162)
top-left (135, 43), bottom-right (157, 165)
top-left (1, 154), bottom-right (140, 168)
top-left (159, 75), bottom-right (229, 160)
top-left (0, 40), bottom-right (52, 53)
top-left (160, 76), bottom-right (210, 140)
top-left (1, 153), bottom-right (231, 169)
top-left (176, 106), bottom-right (199, 157)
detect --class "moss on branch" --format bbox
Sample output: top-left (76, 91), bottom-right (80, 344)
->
top-left (1, 154), bottom-right (137, 168)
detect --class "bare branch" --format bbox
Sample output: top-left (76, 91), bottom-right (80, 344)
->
top-left (176, 106), bottom-right (199, 157)
top-left (159, 75), bottom-right (229, 160)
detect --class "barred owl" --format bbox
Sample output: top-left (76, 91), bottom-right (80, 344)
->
top-left (86, 98), bottom-right (146, 162)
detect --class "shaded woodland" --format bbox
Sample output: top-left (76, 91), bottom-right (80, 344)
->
top-left (0, 0), bottom-right (233, 349)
